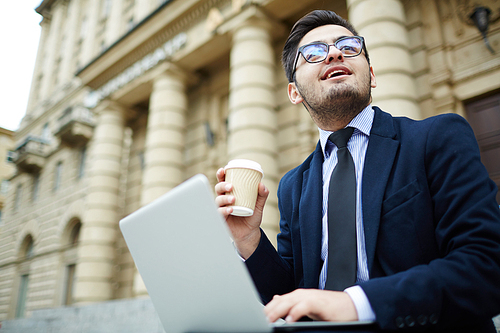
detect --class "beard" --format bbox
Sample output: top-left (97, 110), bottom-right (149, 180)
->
top-left (295, 71), bottom-right (372, 128)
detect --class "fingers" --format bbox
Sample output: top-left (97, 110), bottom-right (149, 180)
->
top-left (217, 206), bottom-right (233, 218)
top-left (215, 181), bottom-right (232, 196)
top-left (265, 293), bottom-right (305, 323)
top-left (214, 169), bottom-right (234, 217)
top-left (215, 191), bottom-right (235, 209)
top-left (264, 290), bottom-right (358, 323)
top-left (265, 290), bottom-right (316, 323)
top-left (286, 300), bottom-right (313, 323)
top-left (216, 168), bottom-right (226, 183)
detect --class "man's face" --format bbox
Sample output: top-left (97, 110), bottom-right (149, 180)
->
top-left (288, 24), bottom-right (377, 130)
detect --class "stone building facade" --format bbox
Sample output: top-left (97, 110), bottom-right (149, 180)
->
top-left (0, 127), bottom-right (15, 227)
top-left (1, 0), bottom-right (499, 324)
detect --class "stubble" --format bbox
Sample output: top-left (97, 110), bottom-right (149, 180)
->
top-left (295, 71), bottom-right (372, 129)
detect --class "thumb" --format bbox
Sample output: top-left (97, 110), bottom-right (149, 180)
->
top-left (254, 183), bottom-right (269, 213)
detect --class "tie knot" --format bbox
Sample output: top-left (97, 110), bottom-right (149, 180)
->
top-left (328, 127), bottom-right (354, 149)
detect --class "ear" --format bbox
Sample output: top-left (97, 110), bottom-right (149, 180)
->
top-left (369, 66), bottom-right (377, 88)
top-left (288, 82), bottom-right (304, 104)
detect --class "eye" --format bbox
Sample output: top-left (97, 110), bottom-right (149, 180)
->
top-left (336, 39), bottom-right (361, 55)
top-left (302, 44), bottom-right (328, 62)
top-left (340, 45), bottom-right (356, 52)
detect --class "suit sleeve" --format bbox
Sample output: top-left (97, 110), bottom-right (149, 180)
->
top-left (244, 175), bottom-right (297, 304)
top-left (359, 115), bottom-right (500, 331)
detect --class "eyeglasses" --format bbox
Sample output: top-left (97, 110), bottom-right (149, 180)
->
top-left (292, 36), bottom-right (365, 77)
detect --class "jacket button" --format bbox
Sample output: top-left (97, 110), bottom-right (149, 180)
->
top-left (405, 315), bottom-right (415, 327)
top-left (395, 316), bottom-right (405, 328)
top-left (429, 313), bottom-right (438, 324)
top-left (417, 315), bottom-right (428, 326)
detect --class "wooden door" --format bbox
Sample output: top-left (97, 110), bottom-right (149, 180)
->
top-left (465, 93), bottom-right (500, 204)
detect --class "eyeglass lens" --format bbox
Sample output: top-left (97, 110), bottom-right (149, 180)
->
top-left (301, 37), bottom-right (363, 63)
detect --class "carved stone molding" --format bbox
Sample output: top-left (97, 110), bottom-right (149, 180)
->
top-left (85, 0), bottom-right (231, 90)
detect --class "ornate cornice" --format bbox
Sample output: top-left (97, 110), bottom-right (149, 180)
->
top-left (79, 0), bottom-right (231, 90)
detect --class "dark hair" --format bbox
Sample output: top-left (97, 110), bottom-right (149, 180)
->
top-left (282, 10), bottom-right (370, 82)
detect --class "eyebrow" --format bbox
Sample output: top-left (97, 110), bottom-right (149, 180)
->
top-left (308, 35), bottom-right (352, 45)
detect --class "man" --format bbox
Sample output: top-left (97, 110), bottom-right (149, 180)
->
top-left (215, 10), bottom-right (500, 332)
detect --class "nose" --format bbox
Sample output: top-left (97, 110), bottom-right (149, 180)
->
top-left (324, 44), bottom-right (344, 64)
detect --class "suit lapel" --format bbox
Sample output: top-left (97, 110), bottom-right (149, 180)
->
top-left (362, 107), bottom-right (399, 273)
top-left (299, 143), bottom-right (324, 287)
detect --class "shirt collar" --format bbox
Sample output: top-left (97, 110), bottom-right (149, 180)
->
top-left (319, 105), bottom-right (375, 159)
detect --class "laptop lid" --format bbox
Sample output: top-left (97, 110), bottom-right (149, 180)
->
top-left (119, 174), bottom-right (272, 333)
top-left (120, 174), bottom-right (375, 333)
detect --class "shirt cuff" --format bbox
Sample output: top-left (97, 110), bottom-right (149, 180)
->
top-left (232, 241), bottom-right (246, 262)
top-left (344, 285), bottom-right (376, 322)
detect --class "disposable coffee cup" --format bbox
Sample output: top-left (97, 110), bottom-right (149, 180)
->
top-left (224, 159), bottom-right (264, 217)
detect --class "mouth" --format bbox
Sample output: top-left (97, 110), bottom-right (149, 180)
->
top-left (322, 66), bottom-right (352, 80)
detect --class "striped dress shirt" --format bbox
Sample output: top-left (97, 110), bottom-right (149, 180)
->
top-left (317, 105), bottom-right (375, 321)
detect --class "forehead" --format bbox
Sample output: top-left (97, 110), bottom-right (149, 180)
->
top-left (299, 24), bottom-right (354, 47)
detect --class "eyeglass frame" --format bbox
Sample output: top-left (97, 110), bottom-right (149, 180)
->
top-left (291, 36), bottom-right (366, 79)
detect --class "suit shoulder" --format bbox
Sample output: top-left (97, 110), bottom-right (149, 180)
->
top-left (387, 112), bottom-right (473, 141)
top-left (393, 112), bottom-right (469, 129)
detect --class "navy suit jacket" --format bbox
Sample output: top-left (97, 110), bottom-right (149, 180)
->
top-left (245, 107), bottom-right (500, 332)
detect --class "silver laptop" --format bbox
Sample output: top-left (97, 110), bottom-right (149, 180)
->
top-left (119, 174), bottom-right (374, 333)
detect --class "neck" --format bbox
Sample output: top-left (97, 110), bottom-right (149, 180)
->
top-left (303, 99), bottom-right (361, 132)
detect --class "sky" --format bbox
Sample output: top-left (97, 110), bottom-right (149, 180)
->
top-left (0, 1), bottom-right (42, 132)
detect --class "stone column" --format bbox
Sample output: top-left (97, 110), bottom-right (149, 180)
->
top-left (73, 101), bottom-right (127, 303)
top-left (140, 65), bottom-right (187, 207)
top-left (347, 0), bottom-right (421, 119)
top-left (105, 0), bottom-right (124, 46)
top-left (58, 0), bottom-right (80, 86)
top-left (131, 66), bottom-right (187, 296)
top-left (39, 2), bottom-right (64, 100)
top-left (227, 10), bottom-right (280, 242)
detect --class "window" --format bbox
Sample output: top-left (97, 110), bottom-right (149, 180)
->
top-left (41, 122), bottom-right (50, 141)
top-left (127, 17), bottom-right (134, 30)
top-left (24, 236), bottom-right (34, 259)
top-left (53, 58), bottom-right (61, 87)
top-left (100, 40), bottom-right (107, 52)
top-left (34, 74), bottom-right (43, 103)
top-left (14, 184), bottom-right (22, 211)
top-left (15, 236), bottom-right (34, 318)
top-left (69, 222), bottom-right (81, 246)
top-left (63, 264), bottom-right (76, 305)
top-left (137, 151), bottom-right (145, 171)
top-left (78, 147), bottom-right (87, 179)
top-left (54, 162), bottom-right (63, 192)
top-left (1, 179), bottom-right (9, 194)
top-left (80, 16), bottom-right (88, 39)
top-left (62, 221), bottom-right (80, 305)
top-left (32, 174), bottom-right (40, 202)
top-left (102, 0), bottom-right (112, 17)
top-left (15, 274), bottom-right (29, 318)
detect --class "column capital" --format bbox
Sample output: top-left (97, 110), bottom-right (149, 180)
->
top-left (60, 0), bottom-right (70, 8)
top-left (93, 100), bottom-right (137, 121)
top-left (216, 5), bottom-right (285, 39)
top-left (150, 62), bottom-right (197, 86)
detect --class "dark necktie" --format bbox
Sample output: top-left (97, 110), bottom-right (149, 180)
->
top-left (325, 127), bottom-right (357, 291)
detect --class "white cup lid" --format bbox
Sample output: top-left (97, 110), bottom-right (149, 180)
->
top-left (224, 159), bottom-right (264, 175)
top-left (230, 206), bottom-right (254, 217)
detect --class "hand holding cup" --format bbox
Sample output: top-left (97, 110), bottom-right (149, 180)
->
top-left (223, 159), bottom-right (264, 217)
top-left (215, 159), bottom-right (268, 259)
